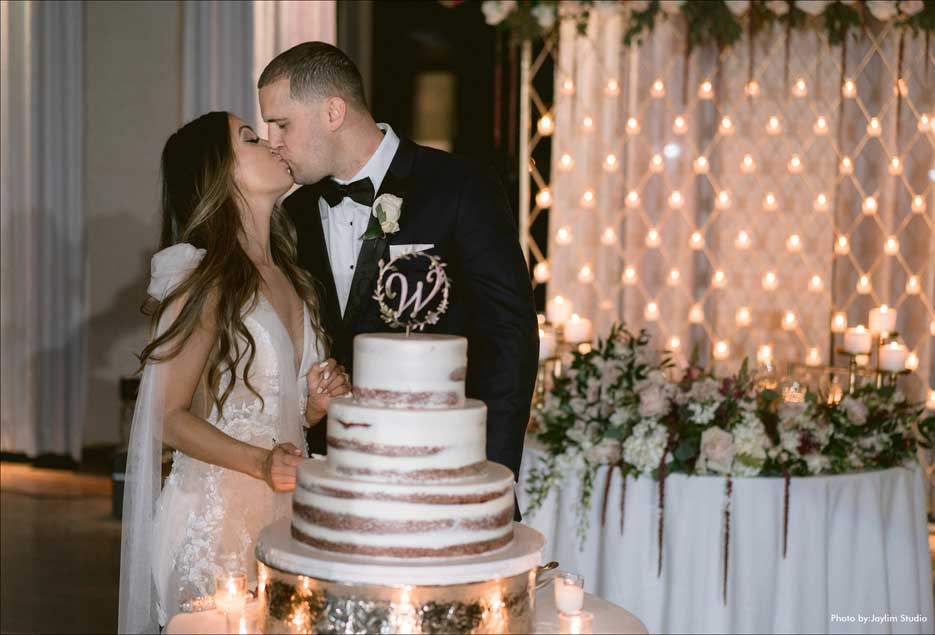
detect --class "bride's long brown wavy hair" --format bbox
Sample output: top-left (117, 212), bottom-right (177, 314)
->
top-left (139, 111), bottom-right (329, 413)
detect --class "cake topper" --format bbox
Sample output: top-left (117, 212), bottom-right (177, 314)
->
top-left (374, 252), bottom-right (450, 335)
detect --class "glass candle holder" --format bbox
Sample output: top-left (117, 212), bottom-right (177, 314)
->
top-left (554, 572), bottom-right (585, 613)
top-left (559, 610), bottom-right (594, 634)
top-left (215, 572), bottom-right (248, 616)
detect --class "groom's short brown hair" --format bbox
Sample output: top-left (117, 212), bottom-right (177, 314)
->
top-left (258, 42), bottom-right (367, 109)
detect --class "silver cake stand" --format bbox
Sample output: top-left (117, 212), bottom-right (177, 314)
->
top-left (255, 520), bottom-right (546, 634)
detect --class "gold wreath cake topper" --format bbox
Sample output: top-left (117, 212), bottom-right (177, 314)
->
top-left (373, 252), bottom-right (450, 335)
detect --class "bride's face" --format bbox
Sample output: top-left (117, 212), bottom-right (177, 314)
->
top-left (229, 115), bottom-right (293, 198)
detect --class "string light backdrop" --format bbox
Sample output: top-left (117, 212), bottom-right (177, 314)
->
top-left (523, 8), bottom-right (934, 400)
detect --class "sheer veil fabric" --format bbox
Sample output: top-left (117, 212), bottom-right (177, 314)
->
top-left (118, 243), bottom-right (318, 633)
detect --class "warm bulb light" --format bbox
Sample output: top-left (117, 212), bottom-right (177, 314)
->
top-left (716, 190), bottom-right (731, 210)
top-left (831, 312), bottom-right (847, 333)
top-left (626, 116), bottom-right (641, 135)
top-left (601, 227), bottom-right (617, 245)
top-left (813, 116), bottom-right (829, 135)
top-left (744, 80), bottom-right (760, 98)
top-left (762, 271), bottom-right (778, 291)
top-left (581, 189), bottom-right (595, 207)
top-left (603, 153), bottom-right (618, 171)
top-left (712, 270), bottom-right (727, 289)
top-left (856, 274), bottom-right (872, 295)
top-left (793, 78), bottom-right (807, 98)
top-left (536, 188), bottom-right (552, 208)
top-left (719, 116), bottom-right (734, 135)
top-left (556, 225), bottom-right (573, 245)
top-left (622, 266), bottom-right (638, 286)
top-left (741, 154), bottom-right (756, 174)
top-left (578, 264), bottom-right (594, 284)
top-left (626, 191), bottom-right (640, 208)
top-left (537, 114), bottom-right (555, 136)
top-left (912, 195), bottom-right (925, 213)
top-left (809, 274), bottom-right (823, 293)
top-left (561, 78), bottom-right (575, 95)
top-left (694, 156), bottom-right (709, 174)
top-left (767, 115), bottom-right (782, 135)
top-left (533, 261), bottom-right (551, 283)
top-left (689, 304), bottom-right (704, 324)
top-left (814, 193), bottom-right (829, 212)
top-left (644, 301), bottom-right (660, 321)
top-left (698, 80), bottom-right (713, 99)
top-left (905, 352), bottom-right (919, 371)
top-left (735, 306), bottom-right (752, 327)
top-left (667, 268), bottom-right (681, 287)
top-left (867, 117), bottom-right (881, 137)
top-left (645, 228), bottom-right (661, 248)
top-left (782, 310), bottom-right (798, 331)
top-left (669, 336), bottom-right (681, 351)
top-left (842, 78), bottom-right (857, 98)
top-left (735, 230), bottom-right (752, 250)
top-left (713, 340), bottom-right (730, 361)
top-left (919, 113), bottom-right (932, 132)
top-left (889, 156), bottom-right (902, 175)
top-left (763, 192), bottom-right (778, 211)
top-left (757, 344), bottom-right (773, 365)
top-left (651, 79), bottom-right (666, 98)
top-left (650, 153), bottom-right (664, 172)
top-left (806, 347), bottom-right (821, 367)
top-left (559, 153), bottom-right (575, 171)
top-left (884, 236), bottom-right (899, 255)
top-left (835, 235), bottom-right (850, 255)
top-left (788, 154), bottom-right (803, 174)
top-left (906, 275), bottom-right (920, 295)
top-left (840, 157), bottom-right (853, 175)
top-left (669, 190), bottom-right (684, 209)
top-left (581, 115), bottom-right (594, 132)
top-left (673, 115), bottom-right (688, 135)
top-left (690, 231), bottom-right (705, 250)
top-left (786, 234), bottom-right (802, 252)
top-left (862, 196), bottom-right (878, 215)
top-left (606, 78), bottom-right (620, 96)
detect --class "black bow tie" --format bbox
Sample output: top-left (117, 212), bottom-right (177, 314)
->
top-left (320, 177), bottom-right (375, 208)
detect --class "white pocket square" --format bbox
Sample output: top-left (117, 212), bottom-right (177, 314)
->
top-left (390, 243), bottom-right (434, 259)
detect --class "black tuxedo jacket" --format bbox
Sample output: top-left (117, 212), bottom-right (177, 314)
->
top-left (283, 138), bottom-right (539, 482)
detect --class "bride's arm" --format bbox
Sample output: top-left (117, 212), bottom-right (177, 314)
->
top-left (161, 296), bottom-right (301, 491)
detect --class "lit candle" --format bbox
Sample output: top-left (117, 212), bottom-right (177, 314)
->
top-left (888, 156), bottom-right (902, 175)
top-left (603, 153), bottom-right (618, 171)
top-left (912, 195), bottom-right (925, 213)
top-left (626, 191), bottom-right (640, 208)
top-left (536, 188), bottom-right (552, 209)
top-left (741, 154), bottom-right (756, 174)
top-left (694, 156), bottom-right (710, 174)
top-left (762, 271), bottom-right (778, 291)
top-left (600, 227), bottom-right (617, 245)
top-left (667, 268), bottom-right (681, 286)
top-left (856, 354), bottom-right (870, 367)
top-left (577, 264), bottom-right (594, 283)
top-left (712, 270), bottom-right (727, 288)
top-left (813, 116), bottom-right (829, 135)
top-left (809, 274), bottom-right (823, 293)
top-left (214, 573), bottom-right (247, 615)
top-left (547, 296), bottom-right (573, 326)
top-left (782, 310), bottom-right (798, 331)
top-left (884, 236), bottom-right (899, 256)
top-left (580, 189), bottom-right (595, 207)
top-left (806, 347), bottom-right (821, 367)
top-left (788, 154), bottom-right (803, 174)
top-left (689, 305), bottom-right (705, 324)
top-left (906, 275), bottom-right (920, 295)
top-left (556, 226), bottom-right (573, 245)
top-left (786, 234), bottom-right (802, 253)
top-left (735, 230), bottom-right (752, 250)
top-left (698, 80), bottom-right (714, 99)
top-left (867, 117), bottom-right (881, 137)
top-left (735, 306), bottom-right (752, 328)
top-left (537, 114), bottom-right (555, 136)
top-left (559, 153), bottom-right (575, 171)
top-left (856, 275), bottom-right (872, 295)
top-left (649, 153), bottom-right (664, 173)
top-left (757, 344), bottom-right (773, 365)
top-left (558, 611), bottom-right (594, 635)
top-left (842, 78), bottom-right (857, 98)
top-left (713, 340), bottom-right (730, 361)
top-left (564, 314), bottom-right (592, 343)
top-left (622, 266), bottom-right (638, 286)
top-left (539, 327), bottom-right (557, 361)
top-left (905, 352), bottom-right (919, 371)
top-left (792, 78), bottom-right (808, 98)
top-left (645, 228), bottom-right (661, 248)
top-left (862, 196), bottom-right (877, 215)
top-left (719, 116), bottom-right (734, 135)
top-left (533, 261), bottom-right (551, 283)
top-left (605, 78), bottom-right (620, 96)
top-left (766, 115), bottom-right (782, 135)
top-left (834, 235), bottom-right (850, 255)
top-left (763, 192), bottom-right (778, 211)
top-left (840, 157), bottom-right (853, 175)
top-left (879, 342), bottom-right (907, 372)
top-left (644, 301), bottom-right (660, 321)
top-left (831, 312), bottom-right (848, 333)
top-left (669, 190), bottom-right (684, 209)
top-left (651, 79), bottom-right (666, 98)
top-left (669, 336), bottom-right (681, 351)
top-left (689, 231), bottom-right (705, 250)
top-left (744, 79), bottom-right (760, 98)
top-left (814, 193), bottom-right (829, 212)
top-left (716, 190), bottom-right (731, 210)
top-left (844, 326), bottom-right (872, 355)
top-left (554, 573), bottom-right (585, 613)
top-left (561, 78), bottom-right (575, 95)
top-left (626, 116), bottom-right (641, 135)
top-left (919, 113), bottom-right (932, 132)
top-left (927, 390), bottom-right (935, 410)
top-left (581, 115), bottom-right (594, 132)
top-left (673, 115), bottom-right (688, 135)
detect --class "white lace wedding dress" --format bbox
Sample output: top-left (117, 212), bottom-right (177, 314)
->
top-left (118, 244), bottom-right (321, 633)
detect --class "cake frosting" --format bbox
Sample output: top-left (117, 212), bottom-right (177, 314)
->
top-left (291, 332), bottom-right (516, 559)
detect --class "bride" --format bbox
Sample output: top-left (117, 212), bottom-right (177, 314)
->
top-left (118, 111), bottom-right (349, 633)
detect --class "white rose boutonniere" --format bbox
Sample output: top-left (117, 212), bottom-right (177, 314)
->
top-left (362, 193), bottom-right (403, 240)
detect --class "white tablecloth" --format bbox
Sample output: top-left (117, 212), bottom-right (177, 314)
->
top-left (166, 586), bottom-right (647, 634)
top-left (518, 444), bottom-right (934, 634)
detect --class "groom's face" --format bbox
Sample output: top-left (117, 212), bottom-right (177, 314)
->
top-left (259, 79), bottom-right (331, 185)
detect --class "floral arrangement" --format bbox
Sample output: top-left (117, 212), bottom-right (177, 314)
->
top-left (524, 324), bottom-right (934, 599)
top-left (477, 1), bottom-right (935, 47)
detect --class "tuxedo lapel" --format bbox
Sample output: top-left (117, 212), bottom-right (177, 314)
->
top-left (342, 139), bottom-right (417, 329)
top-left (290, 185), bottom-right (341, 329)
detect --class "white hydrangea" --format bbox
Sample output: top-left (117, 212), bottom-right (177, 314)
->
top-left (586, 438), bottom-right (622, 465)
top-left (622, 420), bottom-right (669, 473)
top-left (688, 377), bottom-right (723, 404)
top-left (840, 396), bottom-right (869, 426)
top-left (804, 453), bottom-right (831, 474)
top-left (688, 402), bottom-right (719, 425)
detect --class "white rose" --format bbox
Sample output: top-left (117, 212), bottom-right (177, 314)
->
top-left (659, 1), bottom-right (685, 15)
top-left (699, 426), bottom-right (735, 474)
top-left (481, 1), bottom-right (517, 26)
top-left (380, 220), bottom-right (400, 234)
top-left (373, 193), bottom-right (402, 223)
top-left (866, 0), bottom-right (899, 20)
top-left (530, 3), bottom-right (557, 29)
top-left (766, 0), bottom-right (790, 15)
top-left (796, 0), bottom-right (832, 16)
top-left (586, 438), bottom-right (622, 465)
top-left (725, 0), bottom-right (751, 16)
top-left (840, 396), bottom-right (868, 426)
top-left (638, 384), bottom-right (670, 418)
top-left (899, 0), bottom-right (924, 15)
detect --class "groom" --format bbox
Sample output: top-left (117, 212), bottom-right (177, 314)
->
top-left (258, 42), bottom-right (538, 485)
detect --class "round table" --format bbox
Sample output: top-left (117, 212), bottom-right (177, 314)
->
top-left (519, 443), bottom-right (934, 634)
top-left (166, 586), bottom-right (647, 634)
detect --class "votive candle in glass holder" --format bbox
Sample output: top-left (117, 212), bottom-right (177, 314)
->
top-left (554, 572), bottom-right (585, 613)
top-left (559, 610), bottom-right (594, 635)
top-left (843, 326), bottom-right (872, 355)
top-left (879, 342), bottom-right (907, 373)
top-left (215, 572), bottom-right (247, 616)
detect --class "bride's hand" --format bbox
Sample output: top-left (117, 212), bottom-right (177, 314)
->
top-left (306, 358), bottom-right (351, 423)
top-left (261, 442), bottom-right (302, 492)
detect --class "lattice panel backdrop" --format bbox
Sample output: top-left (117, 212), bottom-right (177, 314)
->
top-left (526, 10), bottom-right (934, 401)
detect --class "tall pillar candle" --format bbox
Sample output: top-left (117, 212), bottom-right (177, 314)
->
top-left (843, 326), bottom-right (872, 355)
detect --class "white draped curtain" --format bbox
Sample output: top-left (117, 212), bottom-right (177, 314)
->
top-left (547, 11), bottom-right (934, 398)
top-left (181, 0), bottom-right (337, 132)
top-left (1, 0), bottom-right (87, 460)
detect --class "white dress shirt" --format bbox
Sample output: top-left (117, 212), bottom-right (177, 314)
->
top-left (318, 123), bottom-right (400, 317)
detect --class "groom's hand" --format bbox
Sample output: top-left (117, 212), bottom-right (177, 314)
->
top-left (261, 442), bottom-right (302, 492)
